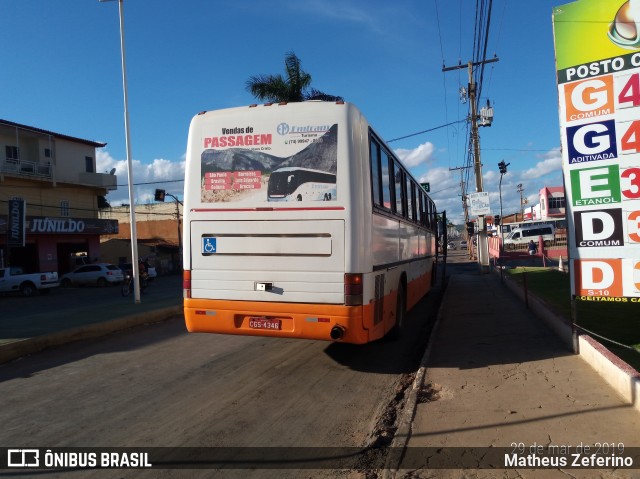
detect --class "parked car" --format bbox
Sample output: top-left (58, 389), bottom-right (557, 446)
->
top-left (0, 267), bottom-right (59, 296)
top-left (61, 263), bottom-right (124, 287)
top-left (447, 242), bottom-right (456, 250)
top-left (459, 240), bottom-right (468, 249)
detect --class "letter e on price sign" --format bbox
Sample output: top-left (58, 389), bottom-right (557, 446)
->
top-left (570, 165), bottom-right (621, 207)
top-left (575, 259), bottom-right (623, 297)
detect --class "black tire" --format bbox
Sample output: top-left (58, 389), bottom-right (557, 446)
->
top-left (387, 282), bottom-right (406, 341)
top-left (61, 278), bottom-right (72, 288)
top-left (20, 282), bottom-right (36, 297)
top-left (121, 281), bottom-right (131, 296)
top-left (97, 277), bottom-right (107, 287)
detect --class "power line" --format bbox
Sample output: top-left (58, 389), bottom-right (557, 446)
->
top-left (386, 119), bottom-right (467, 143)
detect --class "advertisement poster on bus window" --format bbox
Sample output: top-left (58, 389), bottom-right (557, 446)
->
top-left (199, 121), bottom-right (338, 204)
top-left (553, 0), bottom-right (640, 300)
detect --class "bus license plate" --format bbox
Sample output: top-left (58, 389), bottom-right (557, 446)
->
top-left (249, 317), bottom-right (281, 330)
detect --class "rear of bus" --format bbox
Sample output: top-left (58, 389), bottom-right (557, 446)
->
top-left (182, 102), bottom-right (374, 343)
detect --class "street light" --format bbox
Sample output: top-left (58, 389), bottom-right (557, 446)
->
top-left (100, 0), bottom-right (141, 303)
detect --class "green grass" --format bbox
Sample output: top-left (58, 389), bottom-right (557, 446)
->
top-left (506, 267), bottom-right (640, 372)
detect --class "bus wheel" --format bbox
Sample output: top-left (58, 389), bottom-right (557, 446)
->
top-left (297, 194), bottom-right (302, 201)
top-left (387, 282), bottom-right (406, 340)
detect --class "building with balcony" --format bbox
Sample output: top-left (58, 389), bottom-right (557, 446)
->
top-left (539, 186), bottom-right (566, 220)
top-left (0, 119), bottom-right (118, 274)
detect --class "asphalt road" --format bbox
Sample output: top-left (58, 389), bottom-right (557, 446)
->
top-left (0, 269), bottom-right (444, 478)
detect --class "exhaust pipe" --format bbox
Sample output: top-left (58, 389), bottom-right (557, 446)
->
top-left (330, 325), bottom-right (346, 340)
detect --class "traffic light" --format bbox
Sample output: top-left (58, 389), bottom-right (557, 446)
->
top-left (498, 160), bottom-right (510, 174)
top-left (154, 189), bottom-right (166, 202)
top-left (494, 215), bottom-right (501, 226)
top-left (466, 221), bottom-right (475, 236)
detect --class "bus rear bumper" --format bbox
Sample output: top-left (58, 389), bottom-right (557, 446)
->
top-left (184, 298), bottom-right (369, 344)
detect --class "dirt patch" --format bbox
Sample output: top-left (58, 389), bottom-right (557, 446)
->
top-left (417, 382), bottom-right (442, 403)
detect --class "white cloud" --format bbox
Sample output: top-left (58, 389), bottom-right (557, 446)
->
top-left (394, 141), bottom-right (436, 168)
top-left (522, 148), bottom-right (562, 179)
top-left (97, 149), bottom-right (185, 206)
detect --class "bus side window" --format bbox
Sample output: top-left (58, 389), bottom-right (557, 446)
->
top-left (406, 177), bottom-right (413, 220)
top-left (394, 161), bottom-right (404, 217)
top-left (381, 150), bottom-right (392, 210)
top-left (370, 139), bottom-right (382, 207)
top-left (425, 199), bottom-right (431, 227)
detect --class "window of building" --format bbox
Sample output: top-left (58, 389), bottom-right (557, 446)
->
top-left (45, 148), bottom-right (52, 158)
top-left (549, 197), bottom-right (565, 209)
top-left (85, 156), bottom-right (94, 173)
top-left (60, 200), bottom-right (70, 217)
top-left (6, 146), bottom-right (19, 161)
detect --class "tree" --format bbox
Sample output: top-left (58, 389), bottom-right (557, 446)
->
top-left (245, 51), bottom-right (343, 103)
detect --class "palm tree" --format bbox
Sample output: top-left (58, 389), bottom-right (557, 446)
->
top-left (246, 51), bottom-right (343, 103)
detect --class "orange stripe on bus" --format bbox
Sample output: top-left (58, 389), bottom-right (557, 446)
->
top-left (184, 299), bottom-right (369, 344)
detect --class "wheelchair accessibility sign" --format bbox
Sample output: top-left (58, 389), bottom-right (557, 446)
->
top-left (202, 237), bottom-right (217, 254)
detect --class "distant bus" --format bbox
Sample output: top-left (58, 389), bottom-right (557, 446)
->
top-left (267, 167), bottom-right (336, 202)
top-left (500, 218), bottom-right (566, 235)
top-left (183, 101), bottom-right (438, 344)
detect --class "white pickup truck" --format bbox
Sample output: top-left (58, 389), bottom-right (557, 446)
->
top-left (0, 267), bottom-right (60, 296)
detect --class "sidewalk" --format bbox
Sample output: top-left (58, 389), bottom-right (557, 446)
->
top-left (392, 261), bottom-right (640, 478)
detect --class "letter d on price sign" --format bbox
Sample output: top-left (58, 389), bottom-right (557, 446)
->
top-left (575, 259), bottom-right (623, 297)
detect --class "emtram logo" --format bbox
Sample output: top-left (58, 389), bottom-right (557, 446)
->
top-left (566, 120), bottom-right (618, 164)
top-left (277, 123), bottom-right (290, 135)
top-left (569, 164), bottom-right (621, 207)
top-left (563, 76), bottom-right (614, 123)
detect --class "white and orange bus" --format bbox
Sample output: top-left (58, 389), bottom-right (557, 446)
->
top-left (183, 101), bottom-right (438, 344)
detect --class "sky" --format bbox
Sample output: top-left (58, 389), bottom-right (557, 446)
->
top-left (1, 0), bottom-right (567, 224)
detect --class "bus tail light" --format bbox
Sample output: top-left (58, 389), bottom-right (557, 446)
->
top-left (344, 274), bottom-right (363, 306)
top-left (183, 270), bottom-right (191, 299)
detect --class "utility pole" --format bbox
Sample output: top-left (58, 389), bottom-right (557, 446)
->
top-left (449, 165), bottom-right (472, 231)
top-left (443, 57), bottom-right (499, 271)
top-left (517, 183), bottom-right (526, 221)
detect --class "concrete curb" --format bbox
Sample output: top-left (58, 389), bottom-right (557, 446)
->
top-left (578, 333), bottom-right (640, 412)
top-left (0, 305), bottom-right (182, 365)
top-left (382, 278), bottom-right (448, 478)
